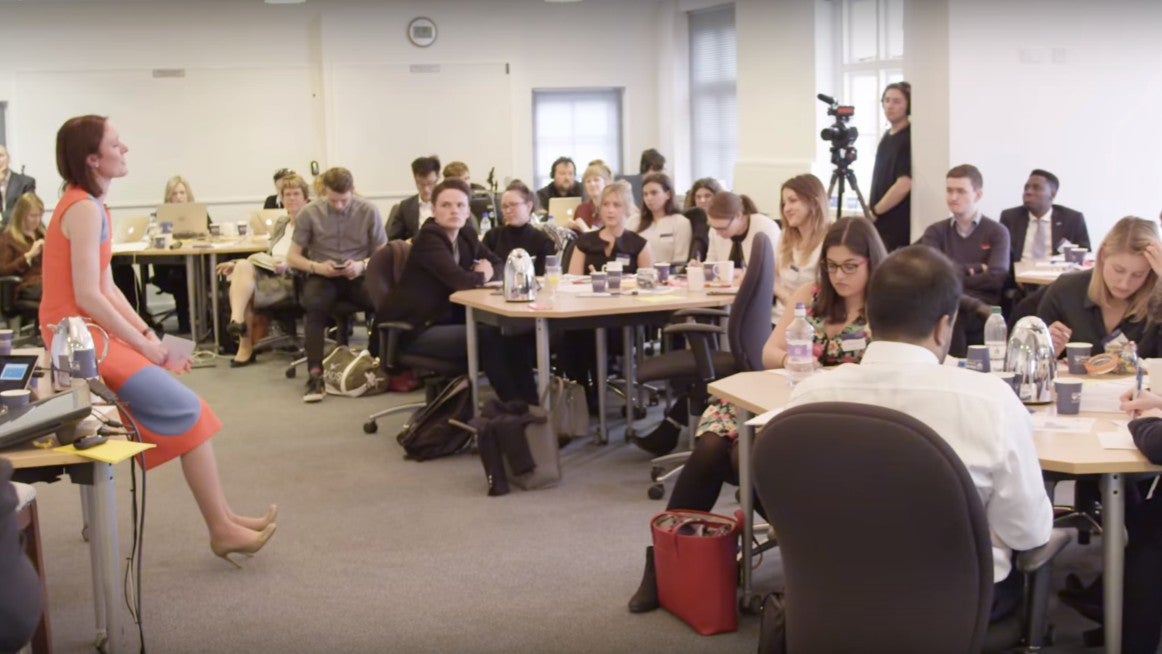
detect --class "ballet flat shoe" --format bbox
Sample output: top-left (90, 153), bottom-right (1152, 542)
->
top-left (211, 523), bottom-right (277, 569)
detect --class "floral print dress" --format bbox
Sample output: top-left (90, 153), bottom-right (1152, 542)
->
top-left (695, 286), bottom-right (869, 441)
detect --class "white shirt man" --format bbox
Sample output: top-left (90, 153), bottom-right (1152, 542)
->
top-left (785, 245), bottom-right (1052, 585)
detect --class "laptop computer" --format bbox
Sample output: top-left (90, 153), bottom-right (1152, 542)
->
top-left (548, 197), bottom-right (583, 227)
top-left (0, 354), bottom-right (38, 394)
top-left (249, 209), bottom-right (285, 236)
top-left (112, 215), bottom-right (150, 244)
top-left (156, 202), bottom-right (209, 239)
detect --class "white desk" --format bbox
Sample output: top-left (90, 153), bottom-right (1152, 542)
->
top-left (708, 368), bottom-right (1162, 654)
top-left (452, 285), bottom-right (734, 442)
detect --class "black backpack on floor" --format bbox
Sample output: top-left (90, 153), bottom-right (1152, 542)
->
top-left (396, 375), bottom-right (475, 461)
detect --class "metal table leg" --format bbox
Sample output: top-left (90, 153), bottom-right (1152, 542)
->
top-left (535, 318), bottom-right (550, 404)
top-left (85, 462), bottom-right (127, 652)
top-left (209, 253), bottom-right (221, 353)
top-left (595, 327), bottom-right (607, 444)
top-left (623, 325), bottom-right (636, 439)
top-left (1102, 472), bottom-right (1125, 654)
top-left (466, 307), bottom-right (479, 418)
top-left (738, 409), bottom-right (756, 610)
top-left (185, 254), bottom-right (199, 342)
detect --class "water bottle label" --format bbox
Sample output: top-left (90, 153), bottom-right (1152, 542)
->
top-left (787, 342), bottom-right (811, 360)
top-left (987, 344), bottom-right (1006, 360)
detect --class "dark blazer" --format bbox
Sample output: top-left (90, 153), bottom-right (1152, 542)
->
top-left (2, 171), bottom-right (36, 223)
top-left (0, 459), bottom-right (43, 651)
top-left (378, 219), bottom-right (501, 330)
top-left (1036, 268), bottom-right (1161, 357)
top-left (386, 195), bottom-right (422, 241)
top-left (262, 194), bottom-right (282, 210)
top-left (999, 204), bottom-right (1090, 265)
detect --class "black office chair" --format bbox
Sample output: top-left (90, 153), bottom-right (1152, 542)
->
top-left (752, 402), bottom-right (1070, 653)
top-left (0, 276), bottom-right (40, 345)
top-left (362, 240), bottom-right (466, 434)
top-left (636, 231), bottom-right (775, 499)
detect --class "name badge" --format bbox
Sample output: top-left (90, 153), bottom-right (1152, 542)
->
top-left (842, 336), bottom-right (867, 352)
top-left (659, 232), bottom-right (673, 239)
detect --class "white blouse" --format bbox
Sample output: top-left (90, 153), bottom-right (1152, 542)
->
top-left (772, 241), bottom-right (823, 325)
top-left (627, 213), bottom-right (693, 264)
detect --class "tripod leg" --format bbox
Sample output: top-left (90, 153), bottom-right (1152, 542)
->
top-left (844, 169), bottom-right (872, 221)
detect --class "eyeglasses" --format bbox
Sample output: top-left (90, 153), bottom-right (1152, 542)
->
top-left (824, 258), bottom-right (866, 275)
top-left (500, 202), bottom-right (526, 210)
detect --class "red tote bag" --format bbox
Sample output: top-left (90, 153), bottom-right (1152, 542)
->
top-left (650, 509), bottom-right (741, 635)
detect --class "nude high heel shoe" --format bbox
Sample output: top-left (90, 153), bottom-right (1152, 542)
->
top-left (254, 504), bottom-right (278, 531)
top-left (211, 523), bottom-right (277, 569)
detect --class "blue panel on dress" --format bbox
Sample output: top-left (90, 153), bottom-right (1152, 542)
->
top-left (117, 366), bottom-right (201, 436)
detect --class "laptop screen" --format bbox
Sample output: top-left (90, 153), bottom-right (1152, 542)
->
top-left (0, 355), bottom-right (38, 393)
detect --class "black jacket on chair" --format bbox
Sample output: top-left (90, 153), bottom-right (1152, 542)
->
top-left (377, 220), bottom-right (500, 330)
top-left (999, 204), bottom-right (1090, 266)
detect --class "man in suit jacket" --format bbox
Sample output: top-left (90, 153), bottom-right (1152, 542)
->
top-left (386, 155), bottom-right (441, 241)
top-left (0, 145), bottom-right (36, 225)
top-left (998, 169), bottom-right (1090, 265)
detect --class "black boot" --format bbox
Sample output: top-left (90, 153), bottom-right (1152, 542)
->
top-left (477, 431), bottom-right (510, 496)
top-left (631, 399), bottom-right (686, 456)
top-left (628, 546), bottom-right (659, 613)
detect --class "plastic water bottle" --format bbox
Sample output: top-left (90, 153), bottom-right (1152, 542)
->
top-left (984, 306), bottom-right (1008, 371)
top-left (480, 210), bottom-right (493, 235)
top-left (785, 303), bottom-right (815, 384)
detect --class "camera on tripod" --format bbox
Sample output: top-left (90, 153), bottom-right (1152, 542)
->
top-left (817, 93), bottom-right (858, 168)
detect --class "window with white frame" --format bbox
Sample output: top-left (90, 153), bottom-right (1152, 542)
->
top-left (532, 88), bottom-right (623, 192)
top-left (836, 0), bottom-right (903, 212)
top-left (688, 4), bottom-right (737, 188)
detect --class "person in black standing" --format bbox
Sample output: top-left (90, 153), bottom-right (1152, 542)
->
top-left (869, 81), bottom-right (912, 251)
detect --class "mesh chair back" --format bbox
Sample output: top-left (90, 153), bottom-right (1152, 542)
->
top-left (752, 402), bottom-right (993, 654)
top-left (366, 240), bottom-right (411, 317)
top-left (727, 232), bottom-right (774, 372)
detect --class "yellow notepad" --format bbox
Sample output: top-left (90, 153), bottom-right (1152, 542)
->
top-left (53, 440), bottom-right (155, 464)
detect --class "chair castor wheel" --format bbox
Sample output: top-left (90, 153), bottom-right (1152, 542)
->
top-left (285, 367), bottom-right (296, 379)
top-left (648, 483), bottom-right (665, 500)
top-left (363, 421), bottom-right (378, 434)
top-left (650, 465), bottom-right (664, 482)
top-left (740, 593), bottom-right (764, 615)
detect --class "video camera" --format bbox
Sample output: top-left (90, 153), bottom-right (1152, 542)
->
top-left (817, 93), bottom-right (858, 169)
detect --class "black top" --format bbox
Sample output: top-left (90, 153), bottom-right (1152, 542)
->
top-left (378, 220), bottom-right (501, 330)
top-left (536, 181), bottom-right (583, 212)
top-left (1036, 269), bottom-right (1162, 357)
top-left (1128, 417), bottom-right (1162, 462)
top-left (573, 230), bottom-right (648, 274)
top-left (482, 223), bottom-right (557, 275)
top-left (684, 207), bottom-right (710, 262)
top-left (869, 125), bottom-right (911, 251)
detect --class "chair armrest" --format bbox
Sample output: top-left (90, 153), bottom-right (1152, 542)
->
top-left (662, 323), bottom-right (727, 336)
top-left (1015, 528), bottom-right (1071, 573)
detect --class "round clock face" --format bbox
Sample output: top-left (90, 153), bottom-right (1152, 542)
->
top-left (408, 17), bottom-right (437, 48)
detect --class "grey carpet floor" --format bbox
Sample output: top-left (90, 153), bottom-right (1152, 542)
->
top-left (26, 348), bottom-right (1119, 652)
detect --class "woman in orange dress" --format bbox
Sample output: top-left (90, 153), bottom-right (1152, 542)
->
top-left (40, 115), bottom-right (276, 567)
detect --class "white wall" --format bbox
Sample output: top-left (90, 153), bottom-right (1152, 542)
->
top-left (0, 0), bottom-right (665, 223)
top-left (941, 0), bottom-right (1162, 244)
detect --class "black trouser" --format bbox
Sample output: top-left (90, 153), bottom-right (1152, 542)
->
top-left (301, 274), bottom-right (374, 371)
top-left (559, 328), bottom-right (624, 393)
top-left (405, 324), bottom-right (539, 406)
top-left (1123, 481), bottom-right (1162, 653)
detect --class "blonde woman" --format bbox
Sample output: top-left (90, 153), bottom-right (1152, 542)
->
top-left (0, 192), bottom-right (46, 300)
top-left (572, 160), bottom-right (614, 231)
top-left (1039, 216), bottom-right (1162, 357)
top-left (568, 180), bottom-right (653, 275)
top-left (216, 174), bottom-right (309, 366)
top-left (773, 174), bottom-right (830, 324)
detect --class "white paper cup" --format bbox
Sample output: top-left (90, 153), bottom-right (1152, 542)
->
top-left (1146, 358), bottom-right (1162, 391)
top-left (0, 389), bottom-right (30, 409)
top-left (714, 261), bottom-right (735, 285)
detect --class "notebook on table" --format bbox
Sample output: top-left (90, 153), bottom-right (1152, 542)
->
top-left (156, 202), bottom-right (209, 239)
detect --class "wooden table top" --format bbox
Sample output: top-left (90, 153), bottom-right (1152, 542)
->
top-left (112, 238), bottom-right (269, 257)
top-left (708, 369), bottom-right (1162, 476)
top-left (1013, 260), bottom-right (1087, 286)
top-left (451, 285), bottom-right (735, 319)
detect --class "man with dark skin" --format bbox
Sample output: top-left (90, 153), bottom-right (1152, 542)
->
top-left (999, 169), bottom-right (1089, 265)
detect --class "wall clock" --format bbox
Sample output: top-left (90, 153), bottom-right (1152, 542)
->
top-left (407, 17), bottom-right (437, 48)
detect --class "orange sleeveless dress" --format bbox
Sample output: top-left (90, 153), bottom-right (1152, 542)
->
top-left (40, 187), bottom-right (221, 469)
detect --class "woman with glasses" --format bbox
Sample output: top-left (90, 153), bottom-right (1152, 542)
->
top-left (628, 217), bottom-right (888, 614)
top-left (482, 180), bottom-right (556, 275)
